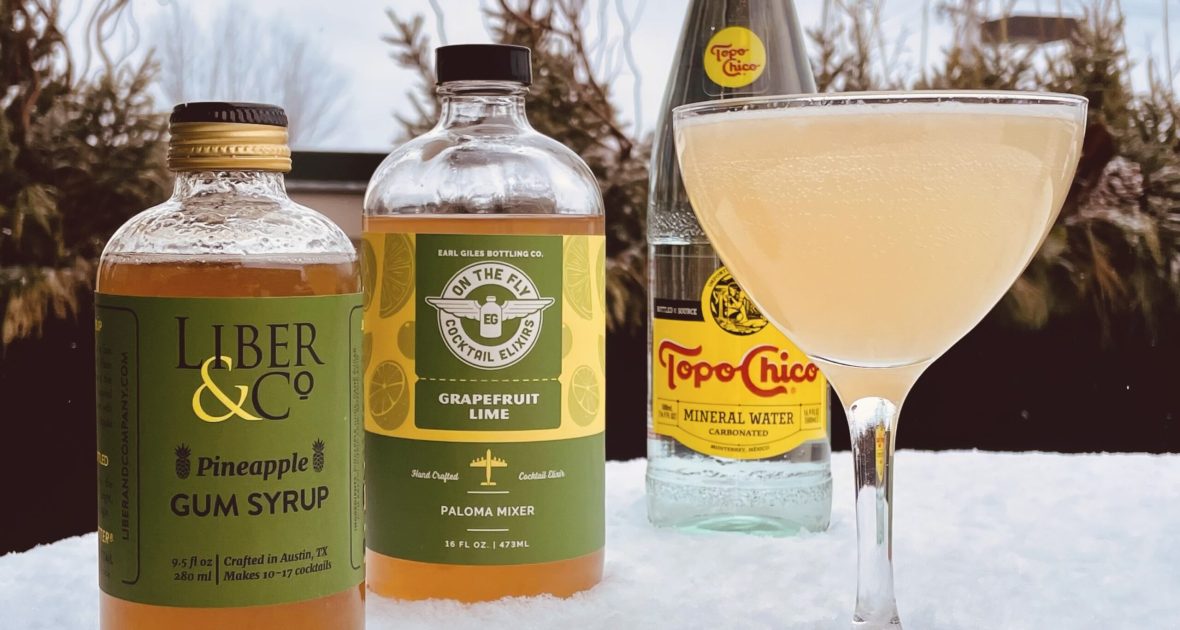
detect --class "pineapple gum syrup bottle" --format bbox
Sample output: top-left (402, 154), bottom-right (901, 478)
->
top-left (362, 44), bottom-right (606, 601)
top-left (646, 0), bottom-right (833, 533)
top-left (95, 103), bottom-right (365, 629)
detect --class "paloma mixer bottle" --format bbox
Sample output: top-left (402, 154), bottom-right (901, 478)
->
top-left (363, 45), bottom-right (606, 601)
top-left (646, 0), bottom-right (832, 533)
top-left (95, 103), bottom-right (364, 629)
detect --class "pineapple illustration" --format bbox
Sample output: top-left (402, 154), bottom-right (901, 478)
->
top-left (312, 439), bottom-right (325, 473)
top-left (175, 444), bottom-right (191, 479)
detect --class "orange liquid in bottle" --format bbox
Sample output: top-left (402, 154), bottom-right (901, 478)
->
top-left (97, 257), bottom-right (364, 629)
top-left (363, 214), bottom-right (604, 602)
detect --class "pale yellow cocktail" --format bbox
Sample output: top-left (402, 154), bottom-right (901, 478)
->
top-left (673, 92), bottom-right (1087, 629)
top-left (676, 101), bottom-right (1083, 368)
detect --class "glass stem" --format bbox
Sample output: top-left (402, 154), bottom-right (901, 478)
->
top-left (847, 396), bottom-right (902, 628)
top-left (819, 358), bottom-right (926, 630)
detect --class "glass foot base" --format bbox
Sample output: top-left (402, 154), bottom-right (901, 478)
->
top-left (661, 514), bottom-right (811, 536)
top-left (644, 466), bottom-right (833, 536)
top-left (852, 614), bottom-right (903, 629)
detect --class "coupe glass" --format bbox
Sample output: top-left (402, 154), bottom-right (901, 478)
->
top-left (672, 91), bottom-right (1087, 628)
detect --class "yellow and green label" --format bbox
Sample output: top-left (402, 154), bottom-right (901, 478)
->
top-left (95, 294), bottom-right (364, 607)
top-left (363, 232), bottom-right (605, 565)
top-left (652, 266), bottom-right (828, 459)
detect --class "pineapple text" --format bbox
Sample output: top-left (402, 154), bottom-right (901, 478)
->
top-left (197, 452), bottom-right (309, 481)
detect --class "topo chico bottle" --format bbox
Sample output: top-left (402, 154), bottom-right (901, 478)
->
top-left (95, 103), bottom-right (364, 629)
top-left (363, 44), bottom-right (606, 601)
top-left (646, 0), bottom-right (832, 533)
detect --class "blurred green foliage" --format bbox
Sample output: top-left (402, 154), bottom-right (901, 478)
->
top-left (0, 0), bottom-right (168, 344)
top-left (812, 0), bottom-right (1180, 343)
top-left (1, 0), bottom-right (1176, 347)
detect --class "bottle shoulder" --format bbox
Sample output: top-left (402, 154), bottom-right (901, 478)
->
top-left (364, 127), bottom-right (603, 216)
top-left (102, 193), bottom-right (356, 261)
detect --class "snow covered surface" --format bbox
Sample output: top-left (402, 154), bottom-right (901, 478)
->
top-left (2, 451), bottom-right (1178, 629)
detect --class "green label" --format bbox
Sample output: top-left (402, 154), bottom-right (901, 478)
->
top-left (365, 433), bottom-right (604, 564)
top-left (415, 379), bottom-right (562, 431)
top-left (363, 231), bottom-right (606, 565)
top-left (416, 234), bottom-right (562, 378)
top-left (95, 294), bottom-right (364, 607)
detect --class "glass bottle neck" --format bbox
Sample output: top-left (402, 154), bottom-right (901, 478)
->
top-left (436, 81), bottom-right (530, 130)
top-left (172, 171), bottom-right (288, 201)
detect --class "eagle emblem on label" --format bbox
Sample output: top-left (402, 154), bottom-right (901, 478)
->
top-left (426, 261), bottom-right (554, 369)
top-left (703, 266), bottom-right (769, 336)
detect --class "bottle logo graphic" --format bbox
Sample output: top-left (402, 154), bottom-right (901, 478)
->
top-left (703, 26), bottom-right (767, 88)
top-left (470, 449), bottom-right (509, 486)
top-left (426, 261), bottom-right (555, 369)
top-left (192, 356), bottom-right (262, 422)
top-left (703, 266), bottom-right (768, 336)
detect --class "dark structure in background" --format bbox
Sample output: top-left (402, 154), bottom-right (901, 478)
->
top-left (2, 152), bottom-right (1177, 556)
top-left (980, 15), bottom-right (1080, 44)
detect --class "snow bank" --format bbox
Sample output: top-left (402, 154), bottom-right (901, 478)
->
top-left (2, 452), bottom-right (1177, 629)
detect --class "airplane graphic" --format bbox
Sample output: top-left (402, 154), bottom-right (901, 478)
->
top-left (426, 295), bottom-right (554, 339)
top-left (470, 449), bottom-right (508, 486)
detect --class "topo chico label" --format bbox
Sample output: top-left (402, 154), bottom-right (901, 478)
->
top-left (703, 26), bottom-right (767, 90)
top-left (652, 266), bottom-right (827, 460)
top-left (94, 294), bottom-right (364, 607)
top-left (363, 232), bottom-right (605, 565)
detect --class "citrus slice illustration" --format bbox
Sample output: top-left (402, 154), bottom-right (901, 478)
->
top-left (563, 236), bottom-right (593, 320)
top-left (561, 323), bottom-right (573, 358)
top-left (369, 360), bottom-right (409, 430)
top-left (397, 320), bottom-right (415, 359)
top-left (379, 233), bottom-right (414, 318)
top-left (568, 365), bottom-right (600, 426)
